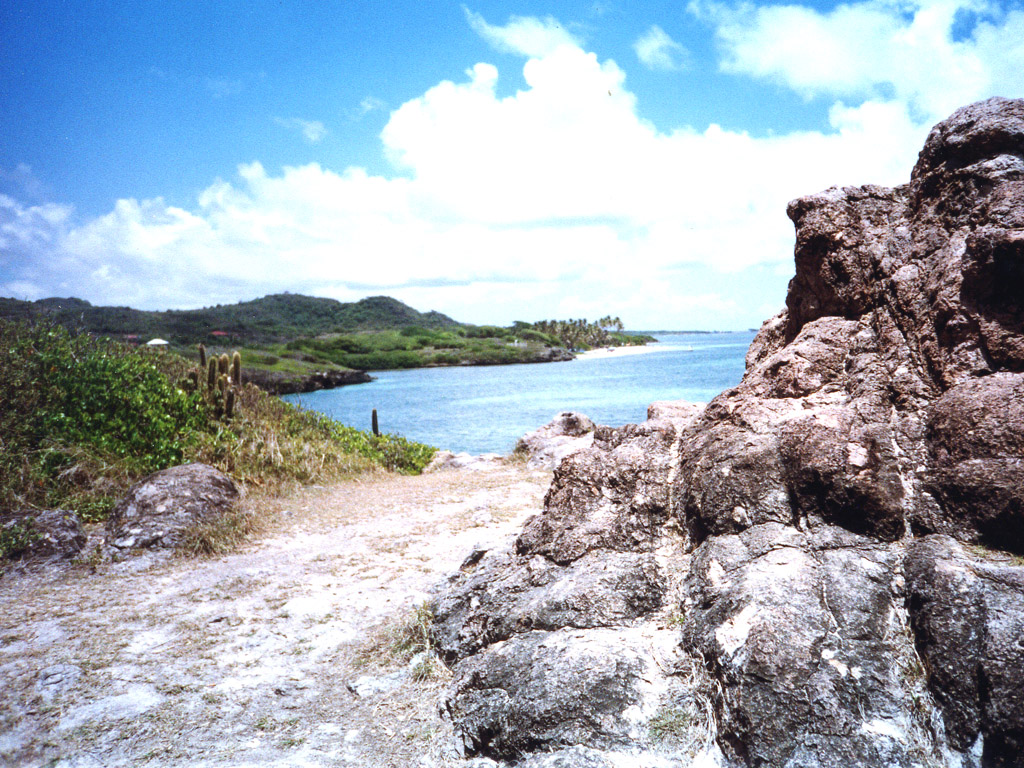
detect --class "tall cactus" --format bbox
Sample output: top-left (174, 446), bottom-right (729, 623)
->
top-left (231, 351), bottom-right (242, 387)
top-left (198, 343), bottom-right (207, 369)
top-left (207, 357), bottom-right (218, 390)
top-left (218, 353), bottom-right (230, 376)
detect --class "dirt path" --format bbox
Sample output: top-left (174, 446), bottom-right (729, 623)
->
top-left (0, 460), bottom-right (552, 767)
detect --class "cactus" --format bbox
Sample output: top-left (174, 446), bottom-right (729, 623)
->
top-left (231, 351), bottom-right (241, 387)
top-left (198, 343), bottom-right (207, 369)
top-left (225, 388), bottom-right (236, 419)
top-left (219, 353), bottom-right (230, 376)
top-left (218, 373), bottom-right (228, 394)
top-left (184, 370), bottom-right (199, 392)
top-left (207, 357), bottom-right (218, 390)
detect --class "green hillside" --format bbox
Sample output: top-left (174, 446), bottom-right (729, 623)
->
top-left (0, 294), bottom-right (458, 345)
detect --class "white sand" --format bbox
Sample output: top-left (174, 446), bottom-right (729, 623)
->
top-left (575, 343), bottom-right (678, 361)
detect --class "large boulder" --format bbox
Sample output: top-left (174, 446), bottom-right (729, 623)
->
top-left (433, 98), bottom-right (1024, 767)
top-left (104, 463), bottom-right (241, 551)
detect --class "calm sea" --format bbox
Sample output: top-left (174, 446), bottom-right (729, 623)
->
top-left (283, 331), bottom-right (756, 455)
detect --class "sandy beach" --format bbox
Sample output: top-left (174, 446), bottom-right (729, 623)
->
top-left (574, 341), bottom-right (680, 361)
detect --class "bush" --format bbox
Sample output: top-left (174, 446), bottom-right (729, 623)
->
top-left (0, 320), bottom-right (436, 524)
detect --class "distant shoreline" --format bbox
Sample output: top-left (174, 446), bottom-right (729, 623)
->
top-left (575, 343), bottom-right (671, 361)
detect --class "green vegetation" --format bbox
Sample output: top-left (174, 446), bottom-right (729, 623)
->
top-left (0, 320), bottom-right (435, 527)
top-left (353, 602), bottom-right (447, 681)
top-left (0, 294), bottom-right (457, 346)
top-left (279, 325), bottom-right (563, 370)
top-left (0, 519), bottom-right (41, 559)
top-left (521, 316), bottom-right (656, 350)
top-left (0, 294), bottom-right (655, 376)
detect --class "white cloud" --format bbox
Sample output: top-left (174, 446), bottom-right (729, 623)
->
top-left (4, 6), bottom-right (1022, 328)
top-left (205, 77), bottom-right (244, 99)
top-left (274, 117), bottom-right (328, 143)
top-left (688, 0), bottom-right (1024, 121)
top-left (356, 96), bottom-right (386, 119)
top-left (465, 7), bottom-right (582, 57)
top-left (634, 25), bottom-right (689, 71)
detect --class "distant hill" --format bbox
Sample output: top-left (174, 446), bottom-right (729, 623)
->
top-left (0, 294), bottom-right (460, 345)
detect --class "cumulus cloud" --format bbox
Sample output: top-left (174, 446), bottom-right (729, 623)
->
top-left (465, 7), bottom-right (582, 57)
top-left (634, 25), bottom-right (690, 71)
top-left (688, 0), bottom-right (1024, 121)
top-left (3, 5), bottom-right (1021, 327)
top-left (274, 117), bottom-right (328, 143)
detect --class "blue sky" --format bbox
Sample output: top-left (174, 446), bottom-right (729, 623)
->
top-left (2, 0), bottom-right (1023, 329)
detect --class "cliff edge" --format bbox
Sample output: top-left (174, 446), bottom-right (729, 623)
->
top-left (431, 98), bottom-right (1024, 768)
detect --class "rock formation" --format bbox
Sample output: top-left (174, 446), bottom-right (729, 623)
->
top-left (514, 411), bottom-right (597, 470)
top-left (0, 509), bottom-right (86, 561)
top-left (105, 463), bottom-right (241, 551)
top-left (432, 98), bottom-right (1024, 767)
top-left (241, 367), bottom-right (373, 395)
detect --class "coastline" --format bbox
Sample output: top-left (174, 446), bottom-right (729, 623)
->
top-left (575, 342), bottom-right (676, 361)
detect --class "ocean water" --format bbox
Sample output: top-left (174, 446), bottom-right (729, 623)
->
top-left (283, 331), bottom-right (756, 455)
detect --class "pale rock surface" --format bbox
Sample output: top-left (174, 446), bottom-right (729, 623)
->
top-left (514, 411), bottom-right (597, 470)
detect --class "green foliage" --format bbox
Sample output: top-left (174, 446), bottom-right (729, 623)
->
top-left (0, 520), bottom-right (41, 559)
top-left (0, 320), bottom-right (436, 526)
top-left (0, 293), bottom-right (459, 345)
top-left (525, 316), bottom-right (654, 350)
top-left (1, 322), bottom-right (206, 485)
top-left (280, 326), bottom-right (560, 370)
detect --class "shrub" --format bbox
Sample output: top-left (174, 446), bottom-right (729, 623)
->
top-left (0, 320), bottom-right (436, 525)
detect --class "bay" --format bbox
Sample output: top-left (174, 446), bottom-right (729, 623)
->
top-left (283, 331), bottom-right (756, 455)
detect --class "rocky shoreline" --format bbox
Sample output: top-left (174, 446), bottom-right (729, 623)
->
top-left (241, 367), bottom-right (374, 395)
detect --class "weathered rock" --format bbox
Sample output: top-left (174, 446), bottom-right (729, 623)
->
top-left (682, 524), bottom-right (939, 767)
top-left (514, 412), bottom-right (596, 470)
top-left (445, 627), bottom-right (677, 760)
top-left (104, 463), bottom-right (241, 551)
top-left (646, 400), bottom-right (703, 423)
top-left (906, 536), bottom-right (1024, 767)
top-left (434, 98), bottom-right (1024, 767)
top-left (516, 420), bottom-right (685, 564)
top-left (0, 509), bottom-right (86, 560)
top-left (433, 547), bottom-right (664, 662)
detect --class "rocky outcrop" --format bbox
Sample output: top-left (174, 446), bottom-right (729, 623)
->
top-left (0, 509), bottom-right (86, 560)
top-left (432, 98), bottom-right (1024, 767)
top-left (105, 463), bottom-right (241, 551)
top-left (514, 411), bottom-right (596, 469)
top-left (241, 368), bottom-right (372, 395)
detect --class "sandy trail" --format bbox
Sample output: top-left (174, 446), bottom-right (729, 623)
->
top-left (0, 461), bottom-right (552, 767)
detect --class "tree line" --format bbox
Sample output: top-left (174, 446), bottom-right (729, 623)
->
top-left (516, 316), bottom-right (647, 350)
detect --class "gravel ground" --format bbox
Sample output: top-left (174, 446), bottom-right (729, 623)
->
top-left (0, 459), bottom-right (551, 767)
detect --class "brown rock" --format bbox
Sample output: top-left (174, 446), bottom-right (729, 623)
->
top-left (434, 98), bottom-right (1024, 767)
